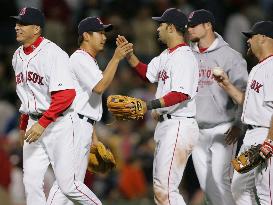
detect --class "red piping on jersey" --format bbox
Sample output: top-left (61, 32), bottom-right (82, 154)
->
top-left (168, 43), bottom-right (187, 53)
top-left (19, 114), bottom-right (29, 131)
top-left (49, 187), bottom-right (60, 205)
top-left (23, 36), bottom-right (44, 55)
top-left (198, 47), bottom-right (208, 53)
top-left (38, 89), bottom-right (76, 128)
top-left (259, 54), bottom-right (273, 63)
top-left (163, 91), bottom-right (189, 107)
top-left (135, 62), bottom-right (149, 81)
top-left (167, 121), bottom-right (181, 205)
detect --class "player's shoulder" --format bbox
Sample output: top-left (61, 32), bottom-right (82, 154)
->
top-left (43, 38), bottom-right (69, 58)
top-left (261, 56), bottom-right (273, 70)
top-left (173, 45), bottom-right (195, 58)
top-left (70, 50), bottom-right (96, 62)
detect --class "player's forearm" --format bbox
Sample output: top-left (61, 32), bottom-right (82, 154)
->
top-left (92, 128), bottom-right (99, 145)
top-left (146, 92), bottom-right (188, 110)
top-left (126, 53), bottom-right (139, 67)
top-left (223, 83), bottom-right (245, 105)
top-left (93, 58), bottom-right (119, 94)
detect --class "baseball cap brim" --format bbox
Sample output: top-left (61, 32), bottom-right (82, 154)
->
top-left (10, 15), bottom-right (35, 25)
top-left (152, 17), bottom-right (165, 22)
top-left (242, 31), bottom-right (255, 38)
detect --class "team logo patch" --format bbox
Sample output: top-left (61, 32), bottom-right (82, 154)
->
top-left (158, 69), bottom-right (169, 84)
top-left (250, 80), bottom-right (263, 93)
top-left (19, 8), bottom-right (27, 16)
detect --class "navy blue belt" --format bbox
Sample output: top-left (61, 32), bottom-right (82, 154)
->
top-left (158, 114), bottom-right (194, 122)
top-left (29, 113), bottom-right (64, 121)
top-left (78, 114), bottom-right (95, 125)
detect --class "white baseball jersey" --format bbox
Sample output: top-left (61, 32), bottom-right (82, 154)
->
top-left (12, 38), bottom-right (102, 205)
top-left (146, 45), bottom-right (199, 117)
top-left (12, 38), bottom-right (74, 114)
top-left (242, 55), bottom-right (273, 127)
top-left (70, 50), bottom-right (103, 121)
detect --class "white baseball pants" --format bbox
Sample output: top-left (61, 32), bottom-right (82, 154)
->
top-left (231, 127), bottom-right (273, 205)
top-left (192, 122), bottom-right (237, 205)
top-left (46, 117), bottom-right (99, 205)
top-left (153, 117), bottom-right (199, 205)
top-left (23, 112), bottom-right (100, 205)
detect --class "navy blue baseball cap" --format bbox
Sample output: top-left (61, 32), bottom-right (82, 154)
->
top-left (78, 17), bottom-right (113, 35)
top-left (11, 7), bottom-right (45, 27)
top-left (152, 8), bottom-right (188, 30)
top-left (188, 9), bottom-right (216, 29)
top-left (242, 21), bottom-right (273, 39)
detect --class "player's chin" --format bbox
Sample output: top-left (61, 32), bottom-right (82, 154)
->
top-left (16, 36), bottom-right (24, 43)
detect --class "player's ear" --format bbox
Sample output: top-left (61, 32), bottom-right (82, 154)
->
top-left (33, 25), bottom-right (41, 35)
top-left (83, 32), bottom-right (91, 41)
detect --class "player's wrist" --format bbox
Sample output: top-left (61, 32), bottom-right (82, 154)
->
top-left (146, 99), bottom-right (162, 110)
top-left (260, 139), bottom-right (273, 159)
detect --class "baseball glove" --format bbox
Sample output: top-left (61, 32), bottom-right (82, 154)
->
top-left (231, 144), bottom-right (265, 174)
top-left (87, 142), bottom-right (116, 174)
top-left (107, 95), bottom-right (146, 120)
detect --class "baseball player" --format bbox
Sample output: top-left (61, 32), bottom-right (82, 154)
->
top-left (187, 9), bottom-right (248, 205)
top-left (117, 8), bottom-right (199, 205)
top-left (214, 21), bottom-right (273, 205)
top-left (12, 7), bottom-right (103, 205)
top-left (47, 16), bottom-right (133, 204)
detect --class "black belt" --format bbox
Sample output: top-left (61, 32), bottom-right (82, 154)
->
top-left (29, 113), bottom-right (64, 121)
top-left (78, 114), bottom-right (95, 125)
top-left (158, 114), bottom-right (194, 122)
top-left (247, 125), bottom-right (262, 130)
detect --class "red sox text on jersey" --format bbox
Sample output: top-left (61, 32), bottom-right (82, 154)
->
top-left (16, 71), bottom-right (44, 85)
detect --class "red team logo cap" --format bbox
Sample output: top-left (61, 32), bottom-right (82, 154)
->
top-left (11, 7), bottom-right (45, 27)
top-left (78, 17), bottom-right (113, 35)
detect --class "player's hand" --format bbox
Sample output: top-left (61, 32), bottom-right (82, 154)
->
top-left (116, 35), bottom-right (133, 58)
top-left (116, 35), bottom-right (129, 46)
top-left (25, 122), bottom-right (45, 144)
top-left (224, 126), bottom-right (241, 145)
top-left (19, 130), bottom-right (26, 146)
top-left (213, 71), bottom-right (230, 89)
top-left (114, 41), bottom-right (133, 61)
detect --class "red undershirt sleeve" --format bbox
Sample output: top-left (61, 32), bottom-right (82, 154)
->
top-left (19, 114), bottom-right (29, 131)
top-left (38, 89), bottom-right (76, 128)
top-left (162, 91), bottom-right (189, 107)
top-left (134, 62), bottom-right (149, 81)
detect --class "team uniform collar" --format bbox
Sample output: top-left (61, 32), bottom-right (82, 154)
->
top-left (259, 54), bottom-right (273, 63)
top-left (23, 36), bottom-right (44, 55)
top-left (168, 43), bottom-right (188, 53)
top-left (78, 48), bottom-right (96, 59)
